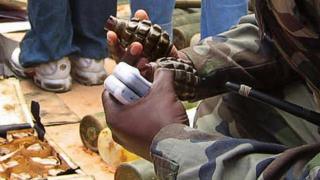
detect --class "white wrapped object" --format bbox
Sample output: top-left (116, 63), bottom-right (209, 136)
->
top-left (113, 62), bottom-right (151, 97)
top-left (104, 75), bottom-right (140, 105)
top-left (104, 63), bottom-right (151, 104)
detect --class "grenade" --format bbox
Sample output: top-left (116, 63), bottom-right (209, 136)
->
top-left (142, 57), bottom-right (200, 101)
top-left (105, 16), bottom-right (173, 61)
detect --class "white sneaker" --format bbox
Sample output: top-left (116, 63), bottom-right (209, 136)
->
top-left (9, 47), bottom-right (34, 78)
top-left (70, 57), bottom-right (107, 86)
top-left (33, 58), bottom-right (72, 92)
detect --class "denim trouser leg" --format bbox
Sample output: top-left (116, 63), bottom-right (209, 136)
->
top-left (201, 0), bottom-right (248, 39)
top-left (129, 0), bottom-right (175, 39)
top-left (20, 0), bottom-right (76, 67)
top-left (70, 0), bottom-right (117, 59)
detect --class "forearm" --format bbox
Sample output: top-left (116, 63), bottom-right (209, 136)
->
top-left (179, 15), bottom-right (297, 100)
top-left (150, 124), bottom-right (320, 180)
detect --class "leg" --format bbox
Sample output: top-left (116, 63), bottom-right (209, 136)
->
top-left (129, 0), bottom-right (175, 39)
top-left (70, 0), bottom-right (117, 59)
top-left (69, 0), bottom-right (117, 85)
top-left (19, 0), bottom-right (76, 67)
top-left (201, 0), bottom-right (248, 39)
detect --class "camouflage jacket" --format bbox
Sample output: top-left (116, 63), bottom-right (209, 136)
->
top-left (150, 14), bottom-right (320, 180)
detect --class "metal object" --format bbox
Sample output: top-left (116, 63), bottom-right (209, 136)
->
top-left (173, 23), bottom-right (200, 49)
top-left (105, 16), bottom-right (173, 61)
top-left (79, 113), bottom-right (107, 152)
top-left (173, 12), bottom-right (200, 27)
top-left (190, 33), bottom-right (200, 47)
top-left (173, 8), bottom-right (200, 16)
top-left (0, 123), bottom-right (31, 138)
top-left (175, 0), bottom-right (201, 9)
top-left (115, 159), bottom-right (158, 180)
top-left (225, 82), bottom-right (320, 126)
top-left (97, 128), bottom-right (139, 168)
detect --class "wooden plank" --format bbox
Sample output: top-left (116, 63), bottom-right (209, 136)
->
top-left (24, 90), bottom-right (80, 126)
top-left (20, 80), bottom-right (115, 180)
top-left (0, 78), bottom-right (33, 125)
top-left (5, 25), bottom-right (117, 180)
top-left (46, 124), bottom-right (114, 180)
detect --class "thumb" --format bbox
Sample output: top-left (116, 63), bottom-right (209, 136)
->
top-left (102, 90), bottom-right (124, 123)
top-left (150, 68), bottom-right (176, 96)
top-left (134, 10), bottom-right (150, 20)
top-left (121, 42), bottom-right (144, 66)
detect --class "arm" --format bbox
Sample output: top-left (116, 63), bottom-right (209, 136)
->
top-left (179, 14), bottom-right (297, 100)
top-left (151, 124), bottom-right (320, 179)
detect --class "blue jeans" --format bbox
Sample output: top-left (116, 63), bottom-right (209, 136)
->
top-left (129, 0), bottom-right (175, 39)
top-left (20, 0), bottom-right (117, 67)
top-left (201, 0), bottom-right (248, 39)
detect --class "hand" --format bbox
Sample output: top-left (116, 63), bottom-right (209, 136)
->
top-left (102, 68), bottom-right (189, 160)
top-left (106, 10), bottom-right (180, 67)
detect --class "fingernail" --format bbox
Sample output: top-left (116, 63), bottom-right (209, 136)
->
top-left (130, 46), bottom-right (140, 55)
top-left (107, 35), bottom-right (114, 45)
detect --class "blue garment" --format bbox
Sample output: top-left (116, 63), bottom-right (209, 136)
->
top-left (201, 0), bottom-right (248, 39)
top-left (129, 0), bottom-right (175, 39)
top-left (20, 0), bottom-right (117, 67)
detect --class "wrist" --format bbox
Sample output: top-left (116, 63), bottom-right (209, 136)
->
top-left (177, 51), bottom-right (194, 68)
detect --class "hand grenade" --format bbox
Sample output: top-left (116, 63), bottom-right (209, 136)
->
top-left (105, 16), bottom-right (173, 61)
top-left (146, 57), bottom-right (200, 101)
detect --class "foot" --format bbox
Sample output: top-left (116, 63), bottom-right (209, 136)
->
top-left (33, 58), bottom-right (72, 92)
top-left (70, 57), bottom-right (107, 86)
top-left (9, 47), bottom-right (34, 78)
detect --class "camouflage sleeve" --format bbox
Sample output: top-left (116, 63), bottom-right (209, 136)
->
top-left (180, 14), bottom-right (297, 99)
top-left (151, 124), bottom-right (320, 180)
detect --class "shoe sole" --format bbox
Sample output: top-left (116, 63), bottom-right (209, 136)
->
top-left (33, 75), bottom-right (72, 93)
top-left (72, 70), bottom-right (107, 86)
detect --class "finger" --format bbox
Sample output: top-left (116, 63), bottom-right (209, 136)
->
top-left (107, 31), bottom-right (125, 62)
top-left (151, 68), bottom-right (176, 94)
top-left (121, 42), bottom-right (144, 66)
top-left (169, 46), bottom-right (180, 58)
top-left (137, 60), bottom-right (154, 81)
top-left (134, 9), bottom-right (150, 20)
top-left (102, 90), bottom-right (123, 118)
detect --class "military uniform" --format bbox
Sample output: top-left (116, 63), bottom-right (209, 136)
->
top-left (150, 0), bottom-right (320, 179)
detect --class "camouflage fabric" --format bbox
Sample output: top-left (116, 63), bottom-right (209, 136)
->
top-left (179, 14), bottom-right (297, 101)
top-left (151, 124), bottom-right (320, 180)
top-left (195, 82), bottom-right (320, 147)
top-left (255, 0), bottom-right (320, 105)
top-left (150, 8), bottom-right (320, 180)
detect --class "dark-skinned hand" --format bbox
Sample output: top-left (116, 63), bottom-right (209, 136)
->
top-left (106, 10), bottom-right (186, 79)
top-left (102, 68), bottom-right (189, 160)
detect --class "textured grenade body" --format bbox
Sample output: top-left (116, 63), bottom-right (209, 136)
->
top-left (146, 57), bottom-right (200, 101)
top-left (106, 16), bottom-right (173, 61)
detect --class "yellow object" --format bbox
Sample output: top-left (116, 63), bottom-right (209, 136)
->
top-left (97, 128), bottom-right (139, 169)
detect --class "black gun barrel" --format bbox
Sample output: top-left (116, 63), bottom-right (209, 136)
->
top-left (225, 82), bottom-right (320, 126)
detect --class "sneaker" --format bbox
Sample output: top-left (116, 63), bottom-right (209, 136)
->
top-left (70, 57), bottom-right (107, 86)
top-left (9, 47), bottom-right (34, 78)
top-left (33, 58), bottom-right (72, 92)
